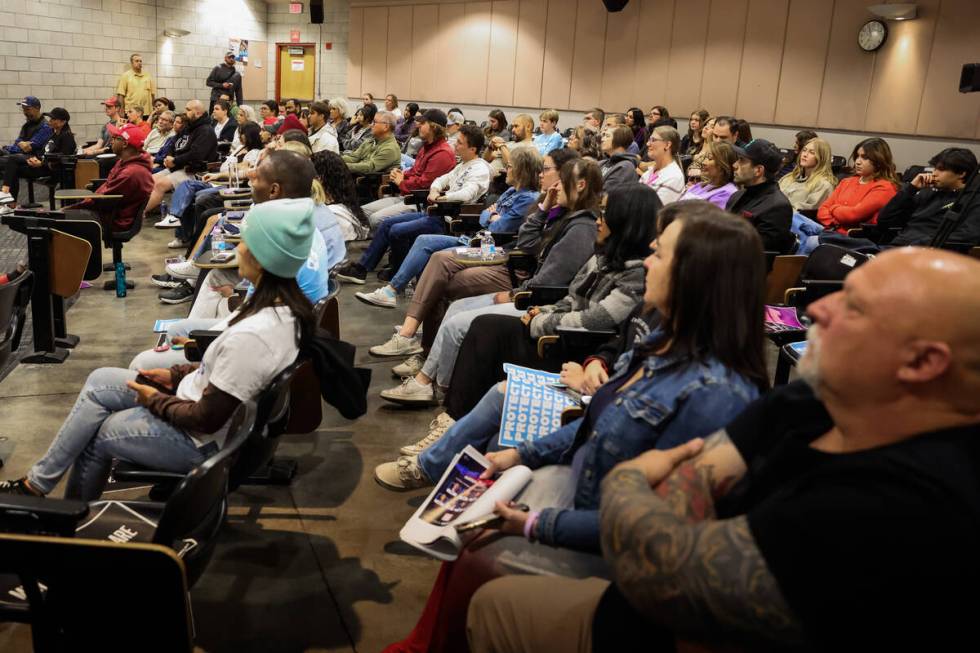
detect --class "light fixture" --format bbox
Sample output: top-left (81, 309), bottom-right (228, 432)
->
top-left (868, 3), bottom-right (917, 21)
top-left (163, 28), bottom-right (190, 38)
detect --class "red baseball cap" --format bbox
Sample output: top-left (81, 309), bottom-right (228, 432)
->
top-left (101, 97), bottom-right (120, 107)
top-left (107, 122), bottom-right (145, 149)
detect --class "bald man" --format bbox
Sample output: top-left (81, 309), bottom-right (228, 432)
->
top-left (467, 248), bottom-right (980, 652)
top-left (147, 99), bottom-right (218, 215)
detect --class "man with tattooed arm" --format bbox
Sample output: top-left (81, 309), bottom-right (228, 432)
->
top-left (466, 247), bottom-right (980, 652)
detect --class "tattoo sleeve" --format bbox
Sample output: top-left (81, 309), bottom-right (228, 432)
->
top-left (600, 466), bottom-right (804, 645)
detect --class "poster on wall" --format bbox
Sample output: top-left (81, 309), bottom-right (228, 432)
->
top-left (228, 38), bottom-right (249, 64)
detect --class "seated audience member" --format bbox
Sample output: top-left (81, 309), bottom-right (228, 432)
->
top-left (533, 110), bottom-right (563, 156)
top-left (728, 139), bottom-right (795, 253)
top-left (327, 97), bottom-right (351, 141)
top-left (566, 125), bottom-right (600, 160)
top-left (211, 100), bottom-right (237, 142)
top-left (816, 137), bottom-right (899, 234)
top-left (361, 109), bottom-right (456, 229)
top-left (152, 113), bottom-right (185, 173)
top-left (599, 125), bottom-right (639, 193)
top-left (147, 99), bottom-right (218, 216)
top-left (468, 247), bottom-right (980, 653)
top-left (640, 125), bottom-right (686, 204)
top-left (778, 128), bottom-right (819, 178)
top-left (680, 109), bottom-right (709, 155)
top-left (394, 102), bottom-right (419, 144)
top-left (778, 137), bottom-right (837, 211)
top-left (0, 106), bottom-right (74, 213)
top-left (300, 101), bottom-right (337, 154)
top-left (216, 91), bottom-right (240, 123)
top-left (341, 104), bottom-right (375, 152)
top-left (236, 103), bottom-right (256, 128)
top-left (259, 99), bottom-right (282, 132)
top-left (625, 108), bottom-right (647, 154)
top-left (677, 140), bottom-right (738, 208)
top-left (149, 96), bottom-right (175, 128)
top-left (312, 150), bottom-right (371, 242)
top-left (336, 125), bottom-right (491, 285)
top-left (276, 110), bottom-right (305, 136)
top-left (143, 110), bottom-right (175, 155)
top-left (355, 148), bottom-right (543, 309)
top-left (63, 123), bottom-right (152, 233)
top-left (685, 116), bottom-right (715, 183)
top-left (736, 119), bottom-right (753, 145)
top-left (0, 96), bottom-right (53, 205)
top-left (380, 202), bottom-right (769, 653)
top-left (712, 115), bottom-right (740, 145)
top-left (341, 109), bottom-right (400, 175)
top-left (483, 109), bottom-right (509, 144)
top-left (377, 158), bottom-right (601, 406)
top-left (647, 105), bottom-right (670, 125)
top-left (583, 108), bottom-right (605, 130)
top-left (0, 198), bottom-right (320, 501)
top-left (366, 149), bottom-right (582, 368)
top-left (445, 111), bottom-right (465, 149)
top-left (81, 97), bottom-right (124, 157)
top-left (486, 113), bottom-right (535, 175)
top-left (124, 105), bottom-right (151, 139)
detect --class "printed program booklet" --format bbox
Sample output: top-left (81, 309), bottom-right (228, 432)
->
top-left (399, 445), bottom-right (532, 561)
top-left (764, 305), bottom-right (806, 334)
top-left (498, 363), bottom-right (577, 448)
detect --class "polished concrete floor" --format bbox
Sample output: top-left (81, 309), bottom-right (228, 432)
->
top-left (0, 222), bottom-right (442, 652)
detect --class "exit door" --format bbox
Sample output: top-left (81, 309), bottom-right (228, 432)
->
top-left (277, 44), bottom-right (315, 102)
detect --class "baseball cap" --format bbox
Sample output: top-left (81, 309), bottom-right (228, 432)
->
top-left (418, 108), bottom-right (447, 128)
top-left (734, 139), bottom-right (784, 177)
top-left (101, 97), bottom-right (120, 107)
top-left (16, 96), bottom-right (40, 108)
top-left (447, 110), bottom-right (464, 126)
top-left (48, 107), bottom-right (70, 122)
top-left (107, 122), bottom-right (146, 149)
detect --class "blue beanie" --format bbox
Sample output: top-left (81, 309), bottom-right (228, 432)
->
top-left (241, 197), bottom-right (314, 278)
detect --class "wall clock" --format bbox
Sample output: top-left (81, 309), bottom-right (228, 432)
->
top-left (858, 19), bottom-right (888, 52)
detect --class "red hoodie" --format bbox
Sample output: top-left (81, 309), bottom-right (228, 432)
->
top-left (73, 152), bottom-right (154, 231)
top-left (399, 138), bottom-right (456, 193)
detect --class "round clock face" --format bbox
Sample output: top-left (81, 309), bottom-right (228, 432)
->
top-left (858, 20), bottom-right (887, 51)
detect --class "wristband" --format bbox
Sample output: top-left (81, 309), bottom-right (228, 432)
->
top-left (582, 356), bottom-right (608, 373)
top-left (523, 511), bottom-right (540, 541)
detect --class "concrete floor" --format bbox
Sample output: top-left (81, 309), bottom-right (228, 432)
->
top-left (0, 223), bottom-right (441, 652)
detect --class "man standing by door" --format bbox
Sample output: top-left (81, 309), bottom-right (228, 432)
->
top-left (116, 53), bottom-right (155, 120)
top-left (206, 52), bottom-right (243, 113)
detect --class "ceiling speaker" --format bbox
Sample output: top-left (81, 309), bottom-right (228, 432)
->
top-left (602, 0), bottom-right (629, 11)
top-left (310, 0), bottom-right (323, 24)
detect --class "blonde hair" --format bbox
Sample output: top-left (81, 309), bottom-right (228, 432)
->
top-left (311, 178), bottom-right (326, 204)
top-left (280, 140), bottom-right (312, 158)
top-left (780, 137), bottom-right (837, 195)
top-left (540, 109), bottom-right (559, 124)
top-left (237, 104), bottom-right (256, 123)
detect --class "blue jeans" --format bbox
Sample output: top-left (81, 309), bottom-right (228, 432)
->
top-left (390, 233), bottom-right (460, 291)
top-left (175, 184), bottom-right (219, 240)
top-left (358, 211), bottom-right (443, 272)
top-left (28, 368), bottom-right (210, 501)
top-left (419, 382), bottom-right (508, 481)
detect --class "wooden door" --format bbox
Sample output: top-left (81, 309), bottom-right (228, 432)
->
top-left (277, 44), bottom-right (315, 102)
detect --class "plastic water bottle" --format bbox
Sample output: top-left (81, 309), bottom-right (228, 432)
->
top-left (211, 224), bottom-right (225, 255)
top-left (228, 155), bottom-right (239, 188)
top-left (115, 260), bottom-right (127, 297)
top-left (481, 231), bottom-right (496, 261)
top-left (160, 200), bottom-right (168, 220)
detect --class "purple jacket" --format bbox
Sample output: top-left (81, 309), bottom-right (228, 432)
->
top-left (678, 182), bottom-right (738, 209)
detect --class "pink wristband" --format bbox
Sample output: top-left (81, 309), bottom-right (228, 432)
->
top-left (523, 511), bottom-right (540, 540)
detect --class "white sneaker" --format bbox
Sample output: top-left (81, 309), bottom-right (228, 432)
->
top-left (399, 412), bottom-right (455, 456)
top-left (154, 215), bottom-right (181, 229)
top-left (167, 238), bottom-right (185, 249)
top-left (165, 259), bottom-right (198, 280)
top-left (380, 377), bottom-right (438, 406)
top-left (0, 205), bottom-right (14, 216)
top-left (370, 333), bottom-right (423, 357)
top-left (374, 455), bottom-right (432, 491)
top-left (0, 191), bottom-right (14, 205)
top-left (392, 353), bottom-right (425, 378)
top-left (355, 286), bottom-right (396, 309)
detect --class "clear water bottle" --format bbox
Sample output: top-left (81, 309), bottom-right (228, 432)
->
top-left (211, 224), bottom-right (225, 255)
top-left (481, 231), bottom-right (496, 261)
top-left (225, 155), bottom-right (237, 186)
top-left (115, 260), bottom-right (127, 297)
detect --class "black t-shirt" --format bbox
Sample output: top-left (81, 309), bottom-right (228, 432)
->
top-left (724, 381), bottom-right (980, 649)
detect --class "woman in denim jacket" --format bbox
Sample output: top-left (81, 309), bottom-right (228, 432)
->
top-left (380, 200), bottom-right (770, 653)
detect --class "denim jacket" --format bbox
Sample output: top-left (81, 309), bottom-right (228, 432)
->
top-left (516, 327), bottom-right (760, 551)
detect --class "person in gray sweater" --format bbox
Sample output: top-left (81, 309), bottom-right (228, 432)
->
top-left (599, 125), bottom-right (639, 194)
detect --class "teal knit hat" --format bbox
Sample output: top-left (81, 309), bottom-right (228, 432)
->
top-left (241, 197), bottom-right (314, 278)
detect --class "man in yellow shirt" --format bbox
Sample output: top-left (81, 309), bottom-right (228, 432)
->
top-left (116, 53), bottom-right (155, 119)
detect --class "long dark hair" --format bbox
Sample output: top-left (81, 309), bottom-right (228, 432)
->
top-left (627, 107), bottom-right (646, 135)
top-left (647, 200), bottom-right (768, 391)
top-left (239, 121), bottom-right (263, 152)
top-left (852, 137), bottom-right (900, 186)
top-left (312, 150), bottom-right (367, 224)
top-left (229, 269), bottom-right (315, 347)
top-left (600, 185), bottom-right (661, 271)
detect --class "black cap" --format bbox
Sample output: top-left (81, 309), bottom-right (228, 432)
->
top-left (48, 107), bottom-right (70, 122)
top-left (418, 108), bottom-right (447, 128)
top-left (733, 139), bottom-right (784, 177)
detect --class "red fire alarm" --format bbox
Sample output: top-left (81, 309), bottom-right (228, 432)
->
top-left (289, 3), bottom-right (303, 14)
top-left (324, 42), bottom-right (332, 50)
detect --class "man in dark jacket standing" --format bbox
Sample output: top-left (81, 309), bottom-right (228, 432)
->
top-left (205, 52), bottom-right (243, 113)
top-left (148, 99), bottom-right (218, 219)
top-left (728, 139), bottom-right (795, 254)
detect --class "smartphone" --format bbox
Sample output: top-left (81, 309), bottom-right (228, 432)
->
top-left (548, 381), bottom-right (568, 390)
top-left (153, 333), bottom-right (169, 352)
top-left (135, 373), bottom-right (172, 394)
top-left (211, 252), bottom-right (234, 263)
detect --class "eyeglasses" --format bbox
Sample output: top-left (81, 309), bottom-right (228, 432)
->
top-left (542, 165), bottom-right (556, 171)
top-left (648, 138), bottom-right (665, 144)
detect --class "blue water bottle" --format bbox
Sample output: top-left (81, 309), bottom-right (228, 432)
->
top-left (115, 260), bottom-right (127, 297)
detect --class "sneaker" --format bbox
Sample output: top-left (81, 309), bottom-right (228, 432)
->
top-left (0, 478), bottom-right (42, 496)
top-left (380, 377), bottom-right (438, 406)
top-left (165, 259), bottom-right (198, 280)
top-left (0, 191), bottom-right (14, 204)
top-left (154, 214), bottom-right (181, 229)
top-left (392, 353), bottom-right (425, 378)
top-left (355, 286), bottom-right (396, 309)
top-left (167, 237), bottom-right (185, 249)
top-left (0, 205), bottom-right (14, 216)
top-left (374, 456), bottom-right (432, 491)
top-left (399, 412), bottom-right (455, 456)
top-left (151, 273), bottom-right (183, 289)
top-left (370, 333), bottom-right (423, 357)
top-left (377, 266), bottom-right (394, 283)
top-left (158, 281), bottom-right (195, 304)
top-left (335, 262), bottom-right (367, 284)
